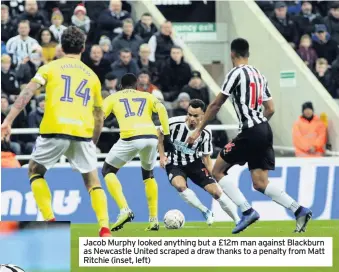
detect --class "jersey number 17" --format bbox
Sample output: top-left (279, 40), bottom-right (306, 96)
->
top-left (119, 98), bottom-right (146, 118)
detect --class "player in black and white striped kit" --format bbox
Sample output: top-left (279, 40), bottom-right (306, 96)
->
top-left (158, 99), bottom-right (240, 225)
top-left (187, 38), bottom-right (312, 234)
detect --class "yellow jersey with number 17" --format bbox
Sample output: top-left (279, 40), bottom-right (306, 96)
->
top-left (31, 57), bottom-right (102, 140)
top-left (103, 89), bottom-right (162, 139)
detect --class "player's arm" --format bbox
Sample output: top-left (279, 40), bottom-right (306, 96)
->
top-left (157, 128), bottom-right (165, 157)
top-left (196, 93), bottom-right (228, 133)
top-left (202, 155), bottom-right (213, 175)
top-left (157, 128), bottom-right (168, 168)
top-left (201, 128), bottom-right (214, 174)
top-left (4, 63), bottom-right (48, 126)
top-left (262, 76), bottom-right (275, 121)
top-left (3, 81), bottom-right (41, 125)
top-left (92, 78), bottom-right (104, 145)
top-left (152, 95), bottom-right (175, 152)
top-left (154, 101), bottom-right (170, 135)
top-left (195, 68), bottom-right (240, 134)
top-left (93, 107), bottom-right (104, 145)
top-left (263, 99), bottom-right (275, 121)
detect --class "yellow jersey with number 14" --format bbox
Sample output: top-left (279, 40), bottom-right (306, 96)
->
top-left (31, 57), bottom-right (102, 140)
top-left (103, 89), bottom-right (162, 139)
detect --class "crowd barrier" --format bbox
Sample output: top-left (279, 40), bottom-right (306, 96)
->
top-left (2, 158), bottom-right (338, 222)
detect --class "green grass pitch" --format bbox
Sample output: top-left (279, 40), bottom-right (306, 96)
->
top-left (72, 220), bottom-right (339, 272)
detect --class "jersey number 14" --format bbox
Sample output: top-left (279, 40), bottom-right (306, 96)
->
top-left (60, 75), bottom-right (91, 106)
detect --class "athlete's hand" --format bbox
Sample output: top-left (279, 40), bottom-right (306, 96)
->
top-left (1, 120), bottom-right (12, 141)
top-left (163, 134), bottom-right (175, 153)
top-left (186, 130), bottom-right (200, 145)
top-left (160, 155), bottom-right (168, 168)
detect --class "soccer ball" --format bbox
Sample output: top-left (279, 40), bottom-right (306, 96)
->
top-left (163, 209), bottom-right (185, 229)
top-left (0, 264), bottom-right (25, 272)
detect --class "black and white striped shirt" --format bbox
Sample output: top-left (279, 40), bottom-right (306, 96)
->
top-left (221, 64), bottom-right (272, 131)
top-left (6, 35), bottom-right (39, 66)
top-left (166, 116), bottom-right (213, 166)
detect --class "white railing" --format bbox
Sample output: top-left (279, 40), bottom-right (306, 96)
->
top-left (9, 126), bottom-right (339, 162)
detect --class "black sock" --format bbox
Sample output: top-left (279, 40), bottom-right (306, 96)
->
top-left (294, 206), bottom-right (302, 217)
top-left (243, 208), bottom-right (254, 216)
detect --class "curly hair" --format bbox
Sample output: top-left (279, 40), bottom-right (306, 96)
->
top-left (61, 26), bottom-right (85, 54)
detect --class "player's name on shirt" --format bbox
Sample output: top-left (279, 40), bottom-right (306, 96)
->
top-left (60, 63), bottom-right (91, 77)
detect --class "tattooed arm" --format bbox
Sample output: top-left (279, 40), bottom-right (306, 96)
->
top-left (5, 81), bottom-right (41, 125)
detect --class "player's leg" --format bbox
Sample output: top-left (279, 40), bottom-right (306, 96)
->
top-left (82, 170), bottom-right (111, 237)
top-left (28, 160), bottom-right (54, 221)
top-left (29, 137), bottom-right (70, 221)
top-left (213, 155), bottom-right (253, 216)
top-left (102, 139), bottom-right (138, 231)
top-left (166, 164), bottom-right (212, 223)
top-left (102, 163), bottom-right (129, 211)
top-left (188, 160), bottom-right (239, 225)
top-left (249, 146), bottom-right (312, 233)
top-left (102, 162), bottom-right (134, 232)
top-left (65, 141), bottom-right (111, 237)
top-left (203, 183), bottom-right (240, 225)
top-left (139, 139), bottom-right (160, 231)
top-left (212, 137), bottom-right (259, 234)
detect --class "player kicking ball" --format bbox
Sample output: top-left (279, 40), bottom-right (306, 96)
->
top-left (101, 73), bottom-right (174, 232)
top-left (187, 38), bottom-right (312, 234)
top-left (158, 99), bottom-right (240, 225)
top-left (1, 26), bottom-right (112, 237)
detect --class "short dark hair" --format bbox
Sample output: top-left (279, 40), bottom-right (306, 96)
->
top-left (231, 38), bottom-right (249, 58)
top-left (61, 26), bottom-right (85, 54)
top-left (138, 68), bottom-right (150, 76)
top-left (121, 73), bottom-right (137, 89)
top-left (189, 99), bottom-right (206, 112)
top-left (142, 12), bottom-right (152, 17)
top-left (105, 72), bottom-right (117, 81)
top-left (120, 48), bottom-right (132, 54)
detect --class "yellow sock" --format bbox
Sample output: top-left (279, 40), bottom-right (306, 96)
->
top-left (144, 178), bottom-right (158, 219)
top-left (89, 187), bottom-right (109, 229)
top-left (30, 174), bottom-right (54, 221)
top-left (104, 173), bottom-right (128, 210)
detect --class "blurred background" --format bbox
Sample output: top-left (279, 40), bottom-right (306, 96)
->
top-left (0, 221), bottom-right (70, 272)
top-left (1, 0), bottom-right (338, 223)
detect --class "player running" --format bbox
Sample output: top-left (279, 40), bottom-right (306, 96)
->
top-left (101, 73), bottom-right (174, 232)
top-left (1, 26), bottom-right (112, 237)
top-left (158, 99), bottom-right (240, 225)
top-left (186, 38), bottom-right (312, 234)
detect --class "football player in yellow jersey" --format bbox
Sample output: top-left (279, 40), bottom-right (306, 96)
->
top-left (1, 26), bottom-right (112, 237)
top-left (102, 73), bottom-right (175, 231)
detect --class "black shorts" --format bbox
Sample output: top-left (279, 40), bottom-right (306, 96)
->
top-left (165, 159), bottom-right (216, 189)
top-left (220, 122), bottom-right (275, 171)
